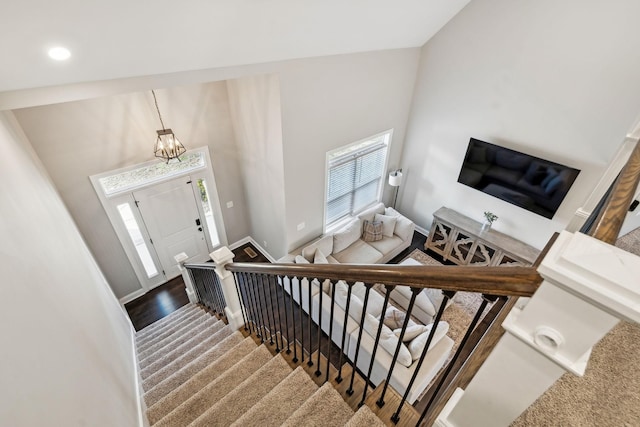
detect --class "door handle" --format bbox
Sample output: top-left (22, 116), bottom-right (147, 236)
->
top-left (198, 227), bottom-right (203, 232)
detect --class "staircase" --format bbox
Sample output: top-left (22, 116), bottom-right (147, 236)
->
top-left (137, 303), bottom-right (388, 426)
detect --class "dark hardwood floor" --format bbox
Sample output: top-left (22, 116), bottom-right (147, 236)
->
top-left (125, 275), bottom-right (190, 331)
top-left (125, 243), bottom-right (272, 331)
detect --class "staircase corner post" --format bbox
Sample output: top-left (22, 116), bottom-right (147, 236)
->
top-left (175, 252), bottom-right (198, 304)
top-left (210, 247), bottom-right (244, 330)
top-left (437, 230), bottom-right (640, 427)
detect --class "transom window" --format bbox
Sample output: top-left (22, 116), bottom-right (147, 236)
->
top-left (325, 130), bottom-right (392, 228)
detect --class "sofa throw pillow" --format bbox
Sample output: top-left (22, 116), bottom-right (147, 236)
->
top-left (362, 220), bottom-right (383, 242)
top-left (383, 306), bottom-right (416, 330)
top-left (374, 213), bottom-right (397, 238)
top-left (294, 255), bottom-right (309, 264)
top-left (363, 313), bottom-right (413, 367)
top-left (407, 321), bottom-right (450, 361)
top-left (357, 202), bottom-right (386, 223)
top-left (301, 235), bottom-right (334, 262)
top-left (333, 219), bottom-right (362, 253)
top-left (314, 248), bottom-right (328, 264)
top-left (394, 324), bottom-right (428, 342)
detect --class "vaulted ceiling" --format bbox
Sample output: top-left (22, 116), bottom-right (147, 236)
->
top-left (0, 0), bottom-right (470, 93)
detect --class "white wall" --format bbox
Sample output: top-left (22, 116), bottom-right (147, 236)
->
top-left (13, 82), bottom-right (250, 298)
top-left (0, 111), bottom-right (140, 426)
top-left (277, 49), bottom-right (421, 250)
top-left (399, 0), bottom-right (640, 248)
top-left (227, 75), bottom-right (288, 258)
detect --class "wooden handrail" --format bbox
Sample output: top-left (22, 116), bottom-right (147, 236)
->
top-left (417, 233), bottom-right (558, 426)
top-left (226, 262), bottom-right (541, 297)
top-left (591, 140), bottom-right (640, 244)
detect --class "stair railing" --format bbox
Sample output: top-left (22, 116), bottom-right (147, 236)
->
top-left (184, 263), bottom-right (227, 321)
top-left (225, 261), bottom-right (541, 426)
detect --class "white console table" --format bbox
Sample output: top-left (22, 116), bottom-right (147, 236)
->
top-left (424, 207), bottom-right (540, 266)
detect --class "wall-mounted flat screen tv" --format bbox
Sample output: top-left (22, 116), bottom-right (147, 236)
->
top-left (457, 138), bottom-right (580, 219)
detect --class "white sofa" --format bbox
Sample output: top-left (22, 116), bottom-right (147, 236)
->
top-left (279, 203), bottom-right (415, 265)
top-left (277, 204), bottom-right (453, 404)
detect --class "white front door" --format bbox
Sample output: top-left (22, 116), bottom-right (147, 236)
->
top-left (134, 176), bottom-right (210, 280)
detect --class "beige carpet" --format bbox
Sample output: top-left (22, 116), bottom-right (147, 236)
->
top-left (513, 228), bottom-right (640, 426)
top-left (137, 303), bottom-right (386, 426)
top-left (402, 249), bottom-right (488, 356)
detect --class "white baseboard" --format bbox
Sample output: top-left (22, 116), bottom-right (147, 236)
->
top-left (119, 288), bottom-right (146, 305)
top-left (229, 236), bottom-right (277, 263)
top-left (229, 236), bottom-right (251, 250)
top-left (415, 224), bottom-right (429, 237)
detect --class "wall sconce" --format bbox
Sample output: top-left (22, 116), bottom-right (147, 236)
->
top-left (388, 168), bottom-right (403, 209)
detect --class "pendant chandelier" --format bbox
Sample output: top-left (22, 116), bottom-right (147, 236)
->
top-left (152, 90), bottom-right (186, 163)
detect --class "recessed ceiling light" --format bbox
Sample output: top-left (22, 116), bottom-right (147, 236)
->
top-left (48, 46), bottom-right (71, 61)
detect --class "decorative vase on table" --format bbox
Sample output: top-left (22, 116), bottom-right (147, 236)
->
top-left (482, 211), bottom-right (498, 233)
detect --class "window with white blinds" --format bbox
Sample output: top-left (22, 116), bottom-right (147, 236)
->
top-left (325, 130), bottom-right (392, 227)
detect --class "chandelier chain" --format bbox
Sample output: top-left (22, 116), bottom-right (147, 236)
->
top-left (151, 90), bottom-right (166, 130)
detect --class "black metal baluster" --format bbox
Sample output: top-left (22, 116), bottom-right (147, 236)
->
top-left (377, 287), bottom-right (420, 408)
top-left (212, 272), bottom-right (226, 313)
top-left (246, 272), bottom-right (263, 340)
top-left (259, 274), bottom-right (275, 346)
top-left (315, 278), bottom-right (325, 377)
top-left (307, 278), bottom-right (314, 367)
top-left (417, 294), bottom-right (494, 425)
top-left (253, 273), bottom-right (269, 343)
top-left (326, 280), bottom-right (336, 383)
top-left (391, 290), bottom-right (454, 423)
top-left (239, 272), bottom-right (256, 335)
top-left (279, 275), bottom-right (292, 355)
top-left (203, 272), bottom-right (216, 312)
top-left (232, 272), bottom-right (249, 331)
top-left (297, 276), bottom-right (305, 362)
top-left (347, 283), bottom-right (373, 395)
top-left (360, 284), bottom-right (394, 407)
top-left (267, 275), bottom-right (282, 352)
top-left (335, 281), bottom-right (354, 383)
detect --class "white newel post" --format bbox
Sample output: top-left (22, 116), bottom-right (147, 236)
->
top-left (436, 231), bottom-right (640, 427)
top-left (175, 252), bottom-right (198, 303)
top-left (209, 247), bottom-right (245, 331)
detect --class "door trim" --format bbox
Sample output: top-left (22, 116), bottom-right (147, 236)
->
top-left (90, 146), bottom-right (228, 293)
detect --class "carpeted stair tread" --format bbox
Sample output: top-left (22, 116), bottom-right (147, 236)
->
top-left (140, 318), bottom-right (221, 376)
top-left (142, 325), bottom-right (234, 392)
top-left (230, 366), bottom-right (318, 427)
top-left (137, 311), bottom-right (209, 355)
top-left (152, 345), bottom-right (271, 427)
top-left (345, 405), bottom-right (386, 427)
top-left (190, 353), bottom-right (293, 426)
top-left (143, 332), bottom-right (245, 407)
top-left (281, 382), bottom-right (354, 427)
top-left (147, 338), bottom-right (260, 425)
top-left (136, 307), bottom-right (203, 347)
top-left (136, 304), bottom-right (197, 339)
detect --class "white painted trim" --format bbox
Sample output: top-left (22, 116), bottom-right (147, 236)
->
top-left (119, 288), bottom-right (146, 305)
top-left (131, 327), bottom-right (149, 427)
top-left (228, 236), bottom-right (251, 250)
top-left (435, 387), bottom-right (465, 427)
top-left (247, 237), bottom-right (277, 263)
top-left (414, 224), bottom-right (429, 237)
top-left (225, 307), bottom-right (245, 330)
top-left (502, 306), bottom-right (591, 376)
top-left (228, 236), bottom-right (277, 263)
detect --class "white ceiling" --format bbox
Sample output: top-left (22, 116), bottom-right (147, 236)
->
top-left (0, 0), bottom-right (470, 93)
